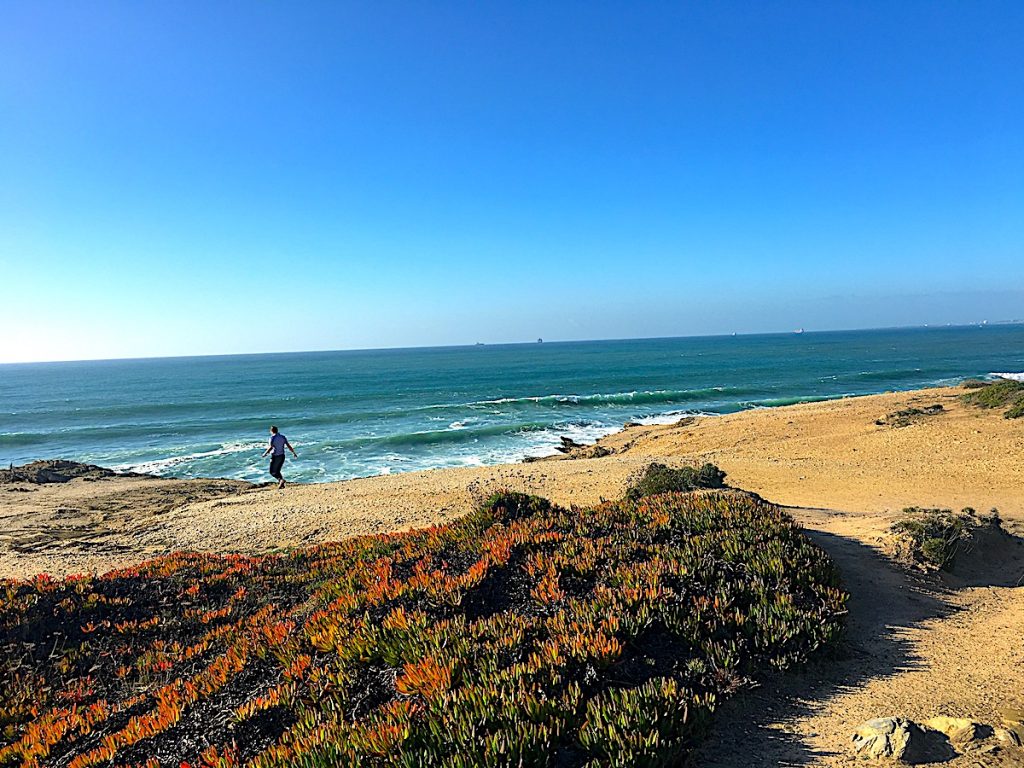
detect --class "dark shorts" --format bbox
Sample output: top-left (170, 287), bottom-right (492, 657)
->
top-left (269, 454), bottom-right (286, 480)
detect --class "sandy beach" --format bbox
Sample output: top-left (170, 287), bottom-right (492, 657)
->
top-left (3, 384), bottom-right (1022, 580)
top-left (3, 383), bottom-right (1024, 766)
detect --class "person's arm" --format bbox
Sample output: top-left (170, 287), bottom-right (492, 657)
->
top-left (262, 439), bottom-right (272, 457)
top-left (286, 439), bottom-right (298, 457)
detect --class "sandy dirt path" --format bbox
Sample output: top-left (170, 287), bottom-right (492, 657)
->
top-left (696, 507), bottom-right (1024, 767)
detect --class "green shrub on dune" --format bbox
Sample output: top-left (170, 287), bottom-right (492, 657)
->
top-left (889, 507), bottom-right (974, 571)
top-left (0, 490), bottom-right (845, 767)
top-left (624, 462), bottom-right (727, 501)
top-left (960, 379), bottom-right (1024, 418)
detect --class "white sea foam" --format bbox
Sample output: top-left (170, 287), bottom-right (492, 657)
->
top-left (412, 386), bottom-right (750, 413)
top-left (514, 421), bottom-right (623, 460)
top-left (992, 372), bottom-right (1024, 382)
top-left (474, 391), bottom-right (641, 406)
top-left (633, 411), bottom-right (696, 426)
top-left (113, 441), bottom-right (262, 475)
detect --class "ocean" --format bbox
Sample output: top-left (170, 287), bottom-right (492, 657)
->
top-left (2, 326), bottom-right (1023, 483)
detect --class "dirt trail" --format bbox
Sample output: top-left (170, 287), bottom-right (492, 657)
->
top-left (695, 507), bottom-right (1024, 767)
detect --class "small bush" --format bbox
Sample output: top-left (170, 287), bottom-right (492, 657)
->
top-left (875, 404), bottom-right (944, 428)
top-left (625, 462), bottom-right (727, 501)
top-left (1006, 400), bottom-right (1024, 419)
top-left (961, 379), bottom-right (1024, 419)
top-left (890, 507), bottom-right (974, 571)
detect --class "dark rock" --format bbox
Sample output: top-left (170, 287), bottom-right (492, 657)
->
top-left (877, 404), bottom-right (945, 428)
top-left (574, 445), bottom-right (612, 460)
top-left (0, 460), bottom-right (149, 485)
top-left (555, 436), bottom-right (586, 454)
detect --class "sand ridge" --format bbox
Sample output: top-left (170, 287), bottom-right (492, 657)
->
top-left (597, 385), bottom-right (1024, 518)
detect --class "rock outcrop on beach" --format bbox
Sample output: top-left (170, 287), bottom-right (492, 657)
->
top-left (554, 435), bottom-right (585, 452)
top-left (851, 717), bottom-right (943, 761)
top-left (0, 459), bottom-right (149, 484)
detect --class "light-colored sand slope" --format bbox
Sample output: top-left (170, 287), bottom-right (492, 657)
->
top-left (0, 476), bottom-right (250, 579)
top-left (598, 385), bottom-right (1024, 517)
top-left (0, 459), bottom-right (650, 579)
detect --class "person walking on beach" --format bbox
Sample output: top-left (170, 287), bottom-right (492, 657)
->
top-left (262, 425), bottom-right (297, 489)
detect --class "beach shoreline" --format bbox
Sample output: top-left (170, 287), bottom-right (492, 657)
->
top-left (7, 326), bottom-right (1023, 485)
top-left (3, 384), bottom-right (1022, 580)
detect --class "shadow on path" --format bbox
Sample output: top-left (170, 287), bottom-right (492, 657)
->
top-left (691, 521), bottom-right (958, 767)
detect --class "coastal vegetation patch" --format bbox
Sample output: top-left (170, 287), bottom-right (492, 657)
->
top-left (960, 379), bottom-right (1024, 419)
top-left (874, 404), bottom-right (944, 428)
top-left (888, 507), bottom-right (1004, 572)
top-left (624, 462), bottom-right (727, 501)
top-left (0, 490), bottom-right (846, 767)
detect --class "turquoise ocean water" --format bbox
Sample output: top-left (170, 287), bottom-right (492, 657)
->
top-left (2, 326), bottom-right (1023, 483)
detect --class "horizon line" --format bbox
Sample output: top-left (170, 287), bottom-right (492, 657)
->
top-left (2, 319), bottom-right (1020, 367)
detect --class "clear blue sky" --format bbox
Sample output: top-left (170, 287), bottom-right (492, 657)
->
top-left (1, 2), bottom-right (1021, 363)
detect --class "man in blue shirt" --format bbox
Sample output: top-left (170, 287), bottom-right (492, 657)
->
top-left (261, 425), bottom-right (297, 489)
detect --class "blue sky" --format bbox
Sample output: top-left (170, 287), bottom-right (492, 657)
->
top-left (1, 1), bottom-right (1021, 363)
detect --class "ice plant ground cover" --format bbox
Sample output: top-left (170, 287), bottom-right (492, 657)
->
top-left (0, 491), bottom-right (847, 767)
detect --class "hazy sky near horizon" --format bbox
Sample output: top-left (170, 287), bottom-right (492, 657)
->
top-left (1, 2), bottom-right (1022, 363)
